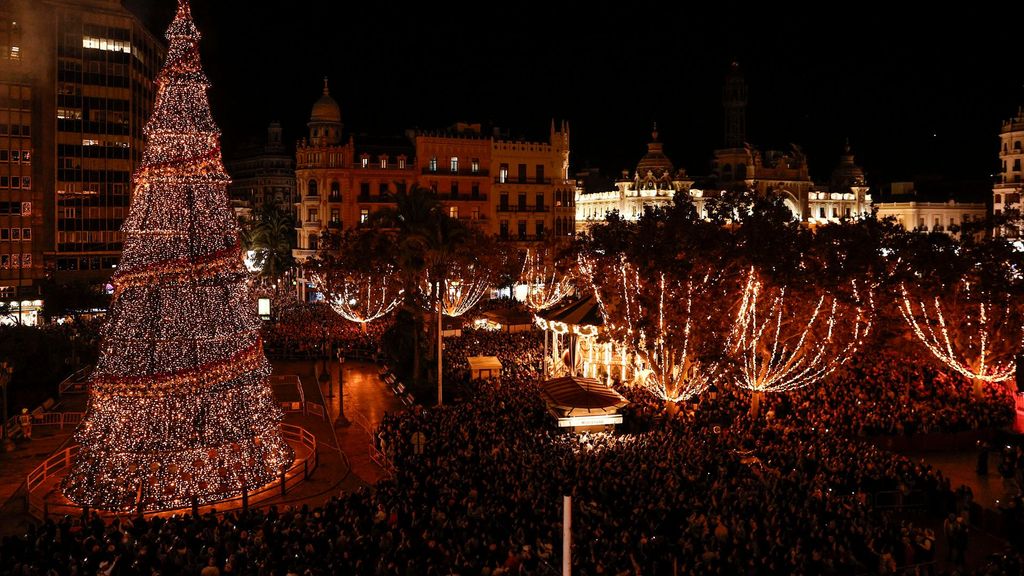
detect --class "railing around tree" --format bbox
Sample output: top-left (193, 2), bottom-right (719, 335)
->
top-left (58, 366), bottom-right (92, 396)
top-left (26, 423), bottom-right (318, 520)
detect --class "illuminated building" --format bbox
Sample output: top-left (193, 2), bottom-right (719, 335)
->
top-left (226, 121), bottom-right (296, 221)
top-left (575, 126), bottom-right (694, 234)
top-left (875, 182), bottom-right (985, 236)
top-left (293, 83), bottom-right (574, 299)
top-left (5, 0), bottom-right (164, 282)
top-left (0, 8), bottom-right (41, 321)
top-left (993, 106), bottom-right (1024, 236)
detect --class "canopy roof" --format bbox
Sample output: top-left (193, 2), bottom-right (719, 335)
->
top-left (536, 295), bottom-right (603, 328)
top-left (467, 356), bottom-right (503, 371)
top-left (539, 376), bottom-right (627, 417)
top-left (483, 308), bottom-right (534, 326)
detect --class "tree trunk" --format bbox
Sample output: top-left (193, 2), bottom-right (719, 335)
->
top-left (749, 391), bottom-right (762, 420)
top-left (973, 377), bottom-right (984, 398)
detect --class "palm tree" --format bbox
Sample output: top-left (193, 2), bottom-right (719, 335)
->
top-left (244, 206), bottom-right (296, 281)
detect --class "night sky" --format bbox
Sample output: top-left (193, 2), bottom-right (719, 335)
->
top-left (126, 2), bottom-right (1024, 190)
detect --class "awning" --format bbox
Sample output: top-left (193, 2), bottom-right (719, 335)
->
top-left (539, 376), bottom-right (627, 417)
top-left (467, 356), bottom-right (503, 373)
top-left (536, 295), bottom-right (603, 328)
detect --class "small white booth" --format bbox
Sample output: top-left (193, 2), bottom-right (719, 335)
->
top-left (467, 355), bottom-right (503, 380)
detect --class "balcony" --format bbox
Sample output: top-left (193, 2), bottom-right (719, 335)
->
top-left (496, 205), bottom-right (549, 213)
top-left (498, 234), bottom-right (544, 242)
top-left (494, 177), bottom-right (552, 185)
top-left (422, 167), bottom-right (490, 177)
top-left (293, 248), bottom-right (317, 260)
top-left (327, 220), bottom-right (343, 229)
top-left (357, 195), bottom-right (396, 203)
top-left (328, 195), bottom-right (342, 203)
top-left (302, 219), bottom-right (321, 228)
top-left (438, 193), bottom-right (488, 201)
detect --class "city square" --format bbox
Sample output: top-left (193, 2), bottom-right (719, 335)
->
top-left (1, 1), bottom-right (1024, 575)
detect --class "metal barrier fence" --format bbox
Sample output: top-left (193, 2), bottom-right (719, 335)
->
top-left (58, 366), bottom-right (92, 396)
top-left (26, 422), bottom-right (318, 521)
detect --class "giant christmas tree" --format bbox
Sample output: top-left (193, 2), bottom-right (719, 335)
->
top-left (63, 0), bottom-right (293, 511)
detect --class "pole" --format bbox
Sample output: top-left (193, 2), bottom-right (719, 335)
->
top-left (437, 297), bottom-right (443, 407)
top-left (543, 328), bottom-right (548, 380)
top-left (1, 363), bottom-right (13, 452)
top-left (562, 495), bottom-right (571, 576)
top-left (334, 350), bottom-right (349, 427)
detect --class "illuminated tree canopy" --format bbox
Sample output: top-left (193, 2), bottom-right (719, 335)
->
top-left (63, 0), bottom-right (293, 511)
top-left (520, 247), bottom-right (574, 313)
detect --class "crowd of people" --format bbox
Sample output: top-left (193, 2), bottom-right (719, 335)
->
top-left (3, 301), bottom-right (1024, 574)
top-left (261, 302), bottom-right (390, 362)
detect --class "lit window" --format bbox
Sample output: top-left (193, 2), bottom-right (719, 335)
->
top-left (449, 206), bottom-right (458, 219)
top-left (429, 157), bottom-right (438, 172)
top-left (472, 208), bottom-right (480, 220)
top-left (398, 157), bottom-right (406, 169)
top-left (360, 209), bottom-right (369, 223)
top-left (21, 150), bottom-right (30, 163)
top-left (471, 159), bottom-right (479, 173)
top-left (499, 164), bottom-right (508, 183)
top-left (361, 156), bottom-right (369, 168)
top-left (380, 157), bottom-right (388, 169)
top-left (82, 139), bottom-right (99, 146)
top-left (450, 156), bottom-right (458, 172)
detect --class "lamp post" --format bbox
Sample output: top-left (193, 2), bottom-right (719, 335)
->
top-left (1, 361), bottom-right (14, 452)
top-left (334, 348), bottom-right (349, 427)
top-left (319, 320), bottom-right (331, 398)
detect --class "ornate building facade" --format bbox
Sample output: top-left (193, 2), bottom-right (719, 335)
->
top-left (293, 81), bottom-right (574, 300)
top-left (226, 121), bottom-right (296, 221)
top-left (993, 106), bottom-right (1024, 236)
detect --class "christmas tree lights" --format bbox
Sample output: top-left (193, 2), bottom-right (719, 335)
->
top-left (62, 0), bottom-right (293, 511)
top-left (728, 269), bottom-right (872, 414)
top-left (898, 282), bottom-right (1021, 387)
top-left (310, 266), bottom-right (403, 327)
top-left (520, 248), bottom-right (573, 312)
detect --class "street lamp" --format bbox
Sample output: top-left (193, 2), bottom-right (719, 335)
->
top-left (334, 348), bottom-right (349, 427)
top-left (1, 361), bottom-right (14, 452)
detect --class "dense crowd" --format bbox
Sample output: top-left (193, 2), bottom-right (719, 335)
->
top-left (3, 303), bottom-right (1023, 574)
top-left (261, 302), bottom-right (390, 361)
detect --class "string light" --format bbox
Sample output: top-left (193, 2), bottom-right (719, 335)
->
top-left (309, 266), bottom-right (403, 326)
top-left (423, 262), bottom-right (490, 318)
top-left (897, 282), bottom-right (1020, 383)
top-left (62, 0), bottom-right (293, 512)
top-left (520, 248), bottom-right (574, 312)
top-left (728, 268), bottom-right (873, 395)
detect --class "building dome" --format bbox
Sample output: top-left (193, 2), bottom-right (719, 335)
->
top-left (635, 126), bottom-right (674, 178)
top-left (310, 78), bottom-right (341, 124)
top-left (831, 140), bottom-right (866, 192)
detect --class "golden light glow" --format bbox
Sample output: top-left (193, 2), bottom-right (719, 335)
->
top-left (62, 0), bottom-right (293, 512)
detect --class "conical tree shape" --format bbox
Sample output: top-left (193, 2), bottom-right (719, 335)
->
top-left (63, 0), bottom-right (293, 511)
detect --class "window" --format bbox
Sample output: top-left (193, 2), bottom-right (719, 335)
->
top-left (819, 207), bottom-right (825, 218)
top-left (472, 207), bottom-right (480, 220)
top-left (21, 228), bottom-right (29, 241)
top-left (380, 156), bottom-right (388, 169)
top-left (398, 157), bottom-right (406, 169)
top-left (21, 177), bottom-right (29, 189)
top-left (918, 217), bottom-right (925, 230)
top-left (450, 182), bottom-right (459, 198)
top-left (499, 220), bottom-right (509, 238)
top-left (10, 228), bottom-right (19, 240)
top-left (472, 183), bottom-right (480, 198)
top-left (429, 181), bottom-right (438, 193)
top-left (308, 235), bottom-right (318, 251)
top-left (308, 179), bottom-right (318, 197)
top-left (379, 183), bottom-right (388, 195)
top-left (450, 156), bottom-right (458, 172)
top-left (1017, 141), bottom-right (1022, 151)
top-left (832, 207), bottom-right (838, 218)
top-left (360, 209), bottom-right (369, 224)
top-left (995, 194), bottom-right (1003, 204)
top-left (535, 220), bottom-right (545, 237)
top-left (471, 159), bottom-right (479, 173)
top-left (536, 193), bottom-right (544, 211)
top-left (21, 150), bottom-right (30, 163)
top-left (330, 209), bottom-right (340, 223)
top-left (429, 157), bottom-right (437, 172)
top-left (536, 164), bottom-right (544, 182)
top-left (10, 150), bottom-right (18, 162)
top-left (499, 164), bottom-right (508, 183)
top-left (360, 182), bottom-right (370, 198)
top-left (518, 193), bottom-right (527, 210)
top-left (307, 208), bottom-right (319, 223)
top-left (518, 164), bottom-right (527, 183)
top-left (1015, 159), bottom-right (1021, 172)
top-left (0, 228), bottom-right (7, 240)
top-left (500, 194), bottom-right (508, 210)
top-left (361, 155), bottom-right (369, 168)
top-left (330, 182), bottom-right (340, 200)
top-left (449, 206), bottom-right (458, 219)
top-left (518, 220), bottom-right (527, 239)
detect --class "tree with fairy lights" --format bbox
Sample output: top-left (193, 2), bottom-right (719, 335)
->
top-left (588, 254), bottom-right (727, 406)
top-left (63, 0), bottom-right (293, 511)
top-left (892, 231), bottom-right (1024, 396)
top-left (309, 230), bottom-right (404, 331)
top-left (727, 268), bottom-right (873, 418)
top-left (520, 246), bottom-right (574, 313)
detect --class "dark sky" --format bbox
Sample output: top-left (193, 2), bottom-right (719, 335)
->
top-left (125, 1), bottom-right (1024, 188)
